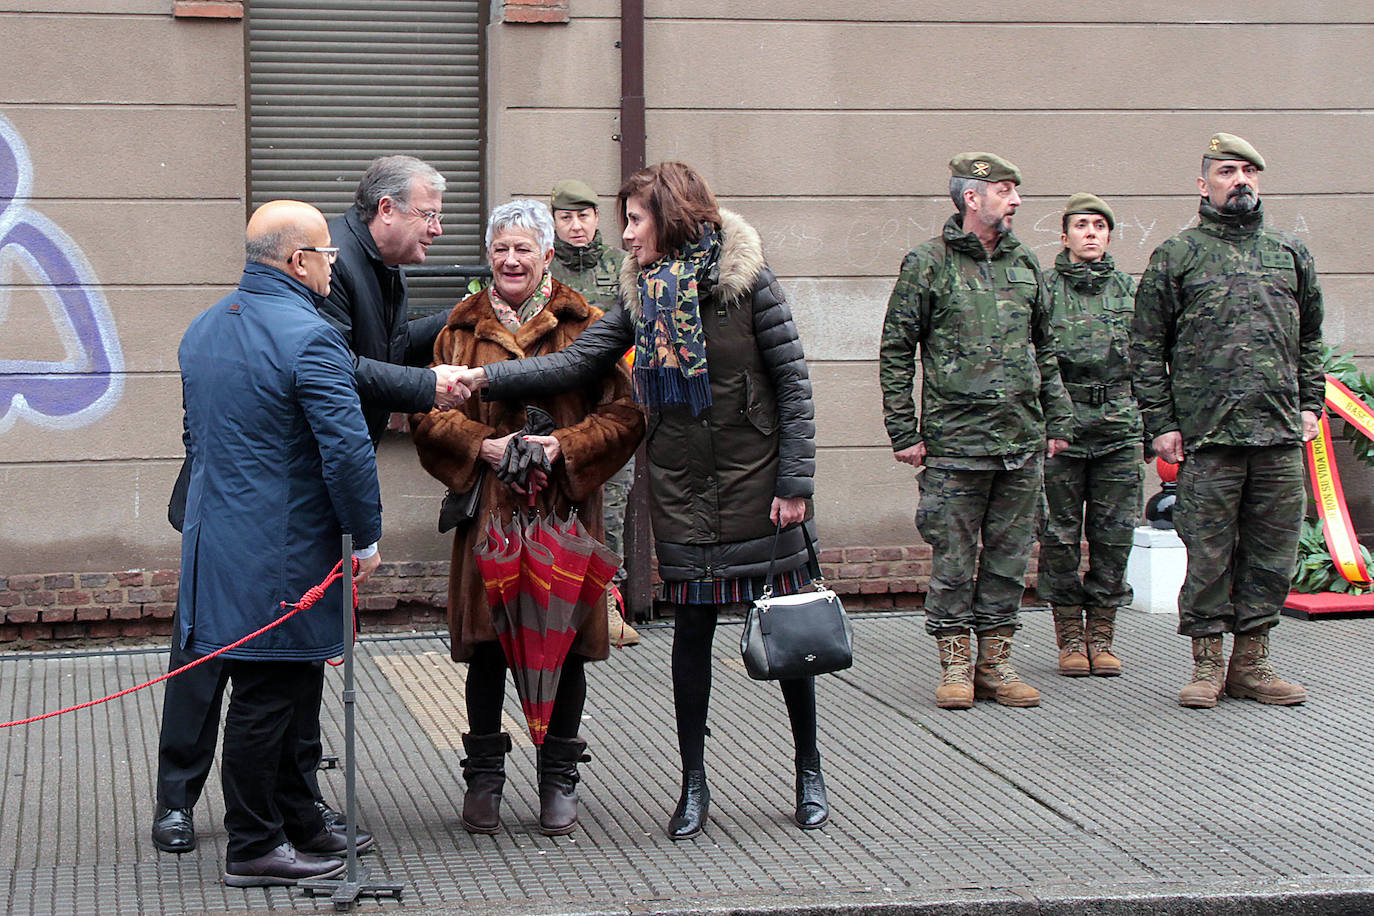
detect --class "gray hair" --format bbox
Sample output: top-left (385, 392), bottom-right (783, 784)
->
top-left (245, 227), bottom-right (308, 265)
top-left (485, 198), bottom-right (555, 252)
top-left (354, 155), bottom-right (446, 222)
top-left (949, 176), bottom-right (986, 218)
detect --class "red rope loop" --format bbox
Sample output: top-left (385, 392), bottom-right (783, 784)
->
top-left (0, 557), bottom-right (360, 729)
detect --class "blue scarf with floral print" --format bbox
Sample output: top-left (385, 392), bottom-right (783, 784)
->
top-left (633, 224), bottom-right (719, 415)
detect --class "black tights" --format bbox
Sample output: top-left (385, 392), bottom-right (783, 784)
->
top-left (465, 641), bottom-right (586, 740)
top-left (671, 603), bottom-right (817, 771)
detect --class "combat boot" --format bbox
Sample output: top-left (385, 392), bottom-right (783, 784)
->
top-left (934, 632), bottom-right (974, 710)
top-left (973, 626), bottom-right (1040, 707)
top-left (1226, 628), bottom-right (1306, 705)
top-left (1177, 635), bottom-right (1225, 708)
top-left (1051, 605), bottom-right (1090, 677)
top-left (460, 732), bottom-right (512, 833)
top-left (1084, 606), bottom-right (1122, 677)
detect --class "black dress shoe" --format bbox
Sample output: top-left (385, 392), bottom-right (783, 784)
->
top-left (667, 770), bottom-right (710, 840)
top-left (315, 800), bottom-right (346, 830)
top-left (223, 842), bottom-right (344, 887)
top-left (793, 754), bottom-right (830, 829)
top-left (151, 806), bottom-right (196, 854)
top-left (297, 823), bottom-right (375, 856)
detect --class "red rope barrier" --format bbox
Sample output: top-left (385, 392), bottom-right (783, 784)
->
top-left (0, 558), bottom-right (358, 729)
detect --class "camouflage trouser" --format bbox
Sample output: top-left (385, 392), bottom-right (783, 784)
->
top-left (916, 455), bottom-right (1043, 636)
top-left (1174, 445), bottom-right (1304, 637)
top-left (1037, 445), bottom-right (1142, 609)
top-left (602, 455), bottom-right (635, 586)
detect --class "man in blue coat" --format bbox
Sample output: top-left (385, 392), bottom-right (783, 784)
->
top-left (178, 200), bottom-right (383, 886)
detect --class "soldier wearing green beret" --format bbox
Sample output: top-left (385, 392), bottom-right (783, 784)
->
top-left (1131, 132), bottom-right (1322, 709)
top-left (549, 179), bottom-right (639, 646)
top-left (879, 152), bottom-right (1073, 710)
top-left (1038, 193), bottom-right (1142, 679)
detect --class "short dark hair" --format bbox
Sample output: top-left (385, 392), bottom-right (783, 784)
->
top-left (617, 162), bottom-right (722, 257)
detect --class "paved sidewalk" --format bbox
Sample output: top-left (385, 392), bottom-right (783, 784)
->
top-left (2, 610), bottom-right (1373, 915)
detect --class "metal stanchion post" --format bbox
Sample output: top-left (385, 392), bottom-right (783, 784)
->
top-left (300, 535), bottom-right (404, 910)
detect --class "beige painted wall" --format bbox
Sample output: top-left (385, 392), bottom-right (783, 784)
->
top-left (0, 5), bottom-right (245, 573)
top-left (486, 3), bottom-right (1374, 548)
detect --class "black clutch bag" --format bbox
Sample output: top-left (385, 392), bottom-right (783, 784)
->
top-left (740, 522), bottom-right (854, 681)
top-left (438, 466), bottom-right (487, 534)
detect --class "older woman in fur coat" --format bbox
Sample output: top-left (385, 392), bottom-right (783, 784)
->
top-left (410, 199), bottom-right (642, 838)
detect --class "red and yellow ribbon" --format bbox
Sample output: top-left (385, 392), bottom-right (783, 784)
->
top-left (1306, 375), bottom-right (1374, 584)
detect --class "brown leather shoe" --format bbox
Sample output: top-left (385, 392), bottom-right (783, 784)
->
top-left (1178, 635), bottom-right (1225, 708)
top-left (296, 823), bottom-right (375, 856)
top-left (223, 842), bottom-right (344, 887)
top-left (538, 736), bottom-right (588, 836)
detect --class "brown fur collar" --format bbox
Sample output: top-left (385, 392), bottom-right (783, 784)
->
top-left (618, 208), bottom-right (765, 321)
top-left (444, 277), bottom-right (600, 359)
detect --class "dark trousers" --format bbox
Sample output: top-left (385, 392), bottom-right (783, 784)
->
top-left (221, 659), bottom-right (328, 862)
top-left (155, 617), bottom-right (325, 809)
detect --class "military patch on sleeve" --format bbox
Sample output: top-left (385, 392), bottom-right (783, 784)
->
top-left (1261, 250), bottom-right (1295, 270)
top-left (1006, 267), bottom-right (1036, 285)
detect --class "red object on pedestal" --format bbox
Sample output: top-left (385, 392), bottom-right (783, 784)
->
top-left (1282, 590), bottom-right (1374, 620)
top-left (1156, 456), bottom-right (1179, 484)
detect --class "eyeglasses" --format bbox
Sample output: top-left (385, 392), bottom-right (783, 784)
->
top-left (297, 246), bottom-right (339, 264)
top-left (408, 206), bottom-right (443, 227)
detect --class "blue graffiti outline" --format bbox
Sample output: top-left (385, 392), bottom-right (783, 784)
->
top-left (0, 111), bottom-right (124, 434)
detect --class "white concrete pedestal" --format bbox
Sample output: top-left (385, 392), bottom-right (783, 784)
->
top-left (1126, 526), bottom-right (1186, 615)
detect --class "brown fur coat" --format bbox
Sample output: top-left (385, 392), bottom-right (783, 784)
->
top-left (411, 279), bottom-right (643, 661)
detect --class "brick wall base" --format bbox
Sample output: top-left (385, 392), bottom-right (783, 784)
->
top-left (0, 546), bottom-right (1045, 645)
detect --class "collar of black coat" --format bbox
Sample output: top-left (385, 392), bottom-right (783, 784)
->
top-left (343, 204), bottom-right (392, 268)
top-left (1054, 247), bottom-right (1117, 294)
top-left (618, 208), bottom-right (765, 321)
top-left (443, 276), bottom-right (600, 360)
top-left (1196, 197), bottom-right (1264, 240)
top-left (554, 231), bottom-right (606, 271)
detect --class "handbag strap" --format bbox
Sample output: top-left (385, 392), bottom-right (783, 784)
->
top-left (761, 521), bottom-right (825, 599)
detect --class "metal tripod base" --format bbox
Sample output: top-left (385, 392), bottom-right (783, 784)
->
top-left (299, 872), bottom-right (404, 911)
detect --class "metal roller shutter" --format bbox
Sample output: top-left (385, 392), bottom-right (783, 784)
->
top-left (248, 0), bottom-right (484, 315)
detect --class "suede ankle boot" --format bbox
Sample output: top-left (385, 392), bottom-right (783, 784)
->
top-left (537, 736), bottom-right (589, 836)
top-left (1051, 605), bottom-right (1090, 677)
top-left (1178, 635), bottom-right (1225, 708)
top-left (460, 732), bottom-right (511, 834)
top-left (1085, 606), bottom-right (1122, 676)
top-left (667, 769), bottom-right (710, 840)
top-left (934, 632), bottom-right (974, 709)
top-left (1226, 628), bottom-right (1305, 705)
top-left (973, 626), bottom-right (1040, 707)
top-left (793, 753), bottom-right (829, 829)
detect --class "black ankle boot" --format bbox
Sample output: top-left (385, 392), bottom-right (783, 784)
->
top-left (537, 736), bottom-right (588, 836)
top-left (794, 753), bottom-right (829, 829)
top-left (667, 769), bottom-right (709, 840)
top-left (460, 732), bottom-right (511, 834)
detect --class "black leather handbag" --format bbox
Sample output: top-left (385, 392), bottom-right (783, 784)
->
top-left (438, 466), bottom-right (487, 534)
top-left (741, 523), bottom-right (854, 680)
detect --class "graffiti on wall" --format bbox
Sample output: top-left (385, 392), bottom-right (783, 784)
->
top-left (0, 112), bottom-right (124, 434)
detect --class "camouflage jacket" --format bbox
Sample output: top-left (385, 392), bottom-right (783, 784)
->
top-left (1048, 249), bottom-right (1142, 458)
top-left (879, 214), bottom-right (1073, 457)
top-left (1130, 200), bottom-right (1325, 451)
top-left (551, 231), bottom-right (624, 308)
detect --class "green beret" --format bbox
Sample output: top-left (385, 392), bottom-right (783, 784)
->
top-left (1063, 192), bottom-right (1115, 231)
top-left (949, 151), bottom-right (1021, 185)
top-left (550, 179), bottom-right (599, 211)
top-left (1203, 132), bottom-right (1265, 171)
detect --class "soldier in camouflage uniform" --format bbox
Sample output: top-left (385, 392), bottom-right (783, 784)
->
top-left (550, 179), bottom-right (639, 646)
top-left (879, 152), bottom-right (1073, 710)
top-left (1131, 133), bottom-right (1322, 709)
top-left (1038, 193), bottom-right (1142, 679)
